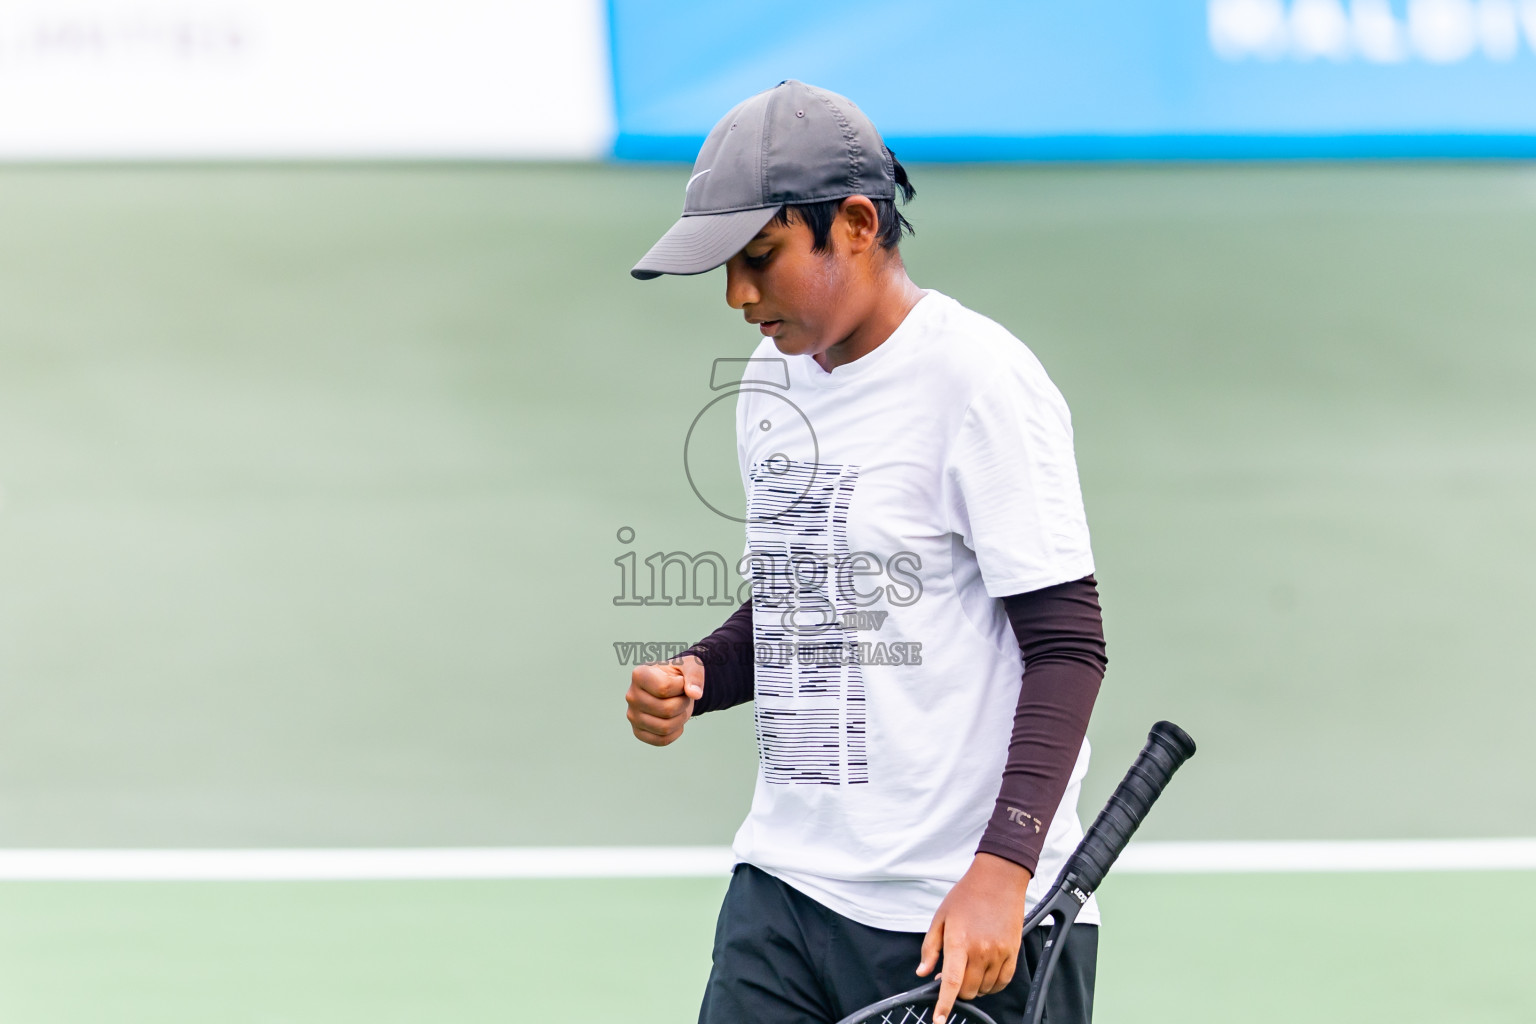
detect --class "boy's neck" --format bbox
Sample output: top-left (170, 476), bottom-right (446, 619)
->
top-left (812, 270), bottom-right (927, 374)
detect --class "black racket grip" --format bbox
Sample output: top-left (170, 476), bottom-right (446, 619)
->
top-left (1061, 721), bottom-right (1196, 894)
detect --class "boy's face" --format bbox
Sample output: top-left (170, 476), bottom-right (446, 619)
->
top-left (722, 209), bottom-right (855, 359)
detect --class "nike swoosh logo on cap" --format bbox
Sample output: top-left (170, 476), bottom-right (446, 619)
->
top-left (686, 168), bottom-right (711, 192)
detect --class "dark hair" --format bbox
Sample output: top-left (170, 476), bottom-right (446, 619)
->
top-left (768, 150), bottom-right (916, 256)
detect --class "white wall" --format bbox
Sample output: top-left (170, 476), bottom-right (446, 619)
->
top-left (0, 0), bottom-right (615, 159)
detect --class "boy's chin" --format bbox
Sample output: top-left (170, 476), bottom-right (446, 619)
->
top-left (770, 332), bottom-right (811, 355)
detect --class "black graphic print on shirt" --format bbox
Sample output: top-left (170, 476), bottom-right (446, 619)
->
top-left (745, 458), bottom-right (868, 786)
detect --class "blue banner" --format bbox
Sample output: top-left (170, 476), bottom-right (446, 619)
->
top-left (607, 0), bottom-right (1536, 159)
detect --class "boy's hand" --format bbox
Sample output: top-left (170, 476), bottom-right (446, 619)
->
top-left (916, 852), bottom-right (1032, 1024)
top-left (625, 655), bottom-right (705, 746)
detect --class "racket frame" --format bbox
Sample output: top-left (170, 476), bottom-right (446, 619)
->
top-left (1015, 862), bottom-right (1090, 1024)
top-left (831, 979), bottom-right (999, 1024)
top-left (835, 720), bottom-right (1196, 1024)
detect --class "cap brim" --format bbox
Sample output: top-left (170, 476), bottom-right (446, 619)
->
top-left (630, 207), bottom-right (780, 280)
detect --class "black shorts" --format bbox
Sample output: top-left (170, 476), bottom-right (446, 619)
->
top-left (699, 862), bottom-right (1097, 1023)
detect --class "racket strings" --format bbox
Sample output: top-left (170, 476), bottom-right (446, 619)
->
top-left (863, 1004), bottom-right (983, 1024)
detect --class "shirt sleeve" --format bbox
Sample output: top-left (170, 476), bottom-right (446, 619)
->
top-left (678, 599), bottom-right (755, 715)
top-left (941, 359), bottom-right (1095, 598)
top-left (975, 575), bottom-right (1107, 874)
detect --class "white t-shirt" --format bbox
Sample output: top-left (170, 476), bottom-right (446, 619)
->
top-left (728, 288), bottom-right (1101, 932)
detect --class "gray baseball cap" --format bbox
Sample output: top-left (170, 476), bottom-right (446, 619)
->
top-left (630, 79), bottom-right (897, 280)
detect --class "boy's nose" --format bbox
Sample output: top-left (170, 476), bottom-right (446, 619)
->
top-left (724, 261), bottom-right (760, 310)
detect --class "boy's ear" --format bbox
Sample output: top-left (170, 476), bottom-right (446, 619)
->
top-left (838, 196), bottom-right (880, 255)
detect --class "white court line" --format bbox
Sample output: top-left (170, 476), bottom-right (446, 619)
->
top-left (0, 839), bottom-right (1533, 880)
top-left (0, 847), bottom-right (736, 881)
top-left (1116, 838), bottom-right (1536, 874)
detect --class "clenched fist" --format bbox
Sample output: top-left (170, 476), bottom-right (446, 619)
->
top-left (625, 655), bottom-right (705, 746)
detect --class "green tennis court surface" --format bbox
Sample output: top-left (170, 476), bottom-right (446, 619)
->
top-left (0, 872), bottom-right (1531, 1023)
top-left (0, 163), bottom-right (1532, 1019)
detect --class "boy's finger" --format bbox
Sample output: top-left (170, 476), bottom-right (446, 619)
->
top-left (992, 951), bottom-right (1018, 993)
top-left (626, 688), bottom-right (691, 719)
top-left (933, 949), bottom-right (966, 1024)
top-left (626, 710), bottom-right (684, 743)
top-left (916, 916), bottom-right (943, 976)
top-left (680, 656), bottom-right (705, 701)
top-left (959, 956), bottom-right (989, 1001)
top-left (634, 664), bottom-right (686, 699)
top-left (976, 957), bottom-right (1003, 998)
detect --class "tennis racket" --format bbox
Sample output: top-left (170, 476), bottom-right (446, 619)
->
top-left (834, 720), bottom-right (1197, 1024)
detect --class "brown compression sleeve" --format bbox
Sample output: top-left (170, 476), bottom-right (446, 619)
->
top-left (677, 599), bottom-right (755, 715)
top-left (975, 574), bottom-right (1108, 876)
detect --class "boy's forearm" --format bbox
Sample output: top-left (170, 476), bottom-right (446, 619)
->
top-left (975, 575), bottom-right (1107, 875)
top-left (679, 599), bottom-right (755, 714)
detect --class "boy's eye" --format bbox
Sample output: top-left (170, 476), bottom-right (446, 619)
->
top-left (744, 250), bottom-right (771, 268)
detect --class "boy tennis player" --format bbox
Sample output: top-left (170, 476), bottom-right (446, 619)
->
top-left (623, 80), bottom-right (1107, 1024)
